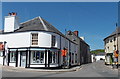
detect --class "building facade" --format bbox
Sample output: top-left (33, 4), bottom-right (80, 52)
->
top-left (104, 27), bottom-right (120, 65)
top-left (0, 13), bottom-right (90, 68)
top-left (66, 30), bottom-right (91, 65)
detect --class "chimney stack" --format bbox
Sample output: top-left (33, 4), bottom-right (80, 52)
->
top-left (4, 12), bottom-right (19, 32)
top-left (73, 31), bottom-right (79, 36)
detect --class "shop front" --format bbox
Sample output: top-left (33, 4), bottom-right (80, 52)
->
top-left (8, 48), bottom-right (60, 68)
top-left (29, 48), bottom-right (60, 68)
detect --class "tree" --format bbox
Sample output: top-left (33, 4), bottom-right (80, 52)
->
top-left (90, 49), bottom-right (104, 54)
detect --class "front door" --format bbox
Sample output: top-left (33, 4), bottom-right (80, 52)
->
top-left (21, 52), bottom-right (26, 67)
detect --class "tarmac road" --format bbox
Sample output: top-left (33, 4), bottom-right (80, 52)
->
top-left (1, 60), bottom-right (118, 78)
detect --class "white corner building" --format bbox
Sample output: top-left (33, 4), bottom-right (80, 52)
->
top-left (0, 13), bottom-right (79, 68)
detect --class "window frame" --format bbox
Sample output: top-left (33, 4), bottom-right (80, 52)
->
top-left (31, 33), bottom-right (38, 46)
top-left (51, 35), bottom-right (56, 47)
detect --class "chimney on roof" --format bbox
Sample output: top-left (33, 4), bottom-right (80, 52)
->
top-left (73, 31), bottom-right (79, 36)
top-left (4, 12), bottom-right (20, 32)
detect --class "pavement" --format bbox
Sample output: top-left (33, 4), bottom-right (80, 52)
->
top-left (1, 65), bottom-right (82, 72)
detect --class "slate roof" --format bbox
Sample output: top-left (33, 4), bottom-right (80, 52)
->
top-left (104, 27), bottom-right (120, 40)
top-left (110, 27), bottom-right (120, 36)
top-left (15, 16), bottom-right (64, 36)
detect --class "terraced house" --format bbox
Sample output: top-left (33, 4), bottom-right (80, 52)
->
top-left (0, 12), bottom-right (91, 68)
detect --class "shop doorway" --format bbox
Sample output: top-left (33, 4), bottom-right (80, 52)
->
top-left (20, 52), bottom-right (26, 67)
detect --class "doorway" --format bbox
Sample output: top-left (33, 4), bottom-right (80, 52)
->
top-left (20, 51), bottom-right (26, 67)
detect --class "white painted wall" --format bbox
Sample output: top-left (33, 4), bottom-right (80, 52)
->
top-left (0, 32), bottom-right (31, 48)
top-left (38, 32), bottom-right (51, 48)
top-left (95, 55), bottom-right (105, 61)
top-left (4, 16), bottom-right (20, 32)
top-left (9, 63), bottom-right (15, 67)
top-left (0, 57), bottom-right (3, 65)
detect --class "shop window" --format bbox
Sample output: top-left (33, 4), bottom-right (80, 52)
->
top-left (31, 51), bottom-right (44, 64)
top-left (51, 35), bottom-right (56, 47)
top-left (49, 51), bottom-right (58, 64)
top-left (31, 33), bottom-right (38, 45)
top-left (10, 51), bottom-right (16, 62)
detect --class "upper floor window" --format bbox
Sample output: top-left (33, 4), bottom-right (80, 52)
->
top-left (51, 35), bottom-right (56, 47)
top-left (114, 45), bottom-right (116, 50)
top-left (110, 39), bottom-right (112, 43)
top-left (114, 37), bottom-right (116, 41)
top-left (31, 33), bottom-right (38, 45)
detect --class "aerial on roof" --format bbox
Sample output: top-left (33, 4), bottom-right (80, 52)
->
top-left (15, 16), bottom-right (64, 36)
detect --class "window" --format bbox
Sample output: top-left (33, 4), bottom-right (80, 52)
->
top-left (72, 53), bottom-right (74, 64)
top-left (114, 45), bottom-right (116, 50)
top-left (110, 39), bottom-right (112, 42)
top-left (106, 39), bottom-right (109, 43)
top-left (31, 33), bottom-right (38, 45)
top-left (51, 35), bottom-right (56, 47)
top-left (49, 51), bottom-right (58, 64)
top-left (10, 51), bottom-right (16, 62)
top-left (75, 54), bottom-right (77, 63)
top-left (114, 37), bottom-right (116, 41)
top-left (31, 51), bottom-right (44, 64)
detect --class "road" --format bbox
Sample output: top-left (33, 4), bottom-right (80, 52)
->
top-left (1, 60), bottom-right (118, 78)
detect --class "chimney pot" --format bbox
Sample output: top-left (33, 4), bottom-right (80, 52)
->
top-left (73, 31), bottom-right (79, 36)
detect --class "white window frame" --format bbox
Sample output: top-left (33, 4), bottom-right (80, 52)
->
top-left (51, 35), bottom-right (56, 47)
top-left (31, 33), bottom-right (38, 46)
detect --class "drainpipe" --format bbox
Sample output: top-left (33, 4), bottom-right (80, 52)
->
top-left (3, 41), bottom-right (7, 65)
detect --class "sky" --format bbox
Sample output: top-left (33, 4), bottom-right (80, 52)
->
top-left (1, 2), bottom-right (118, 50)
